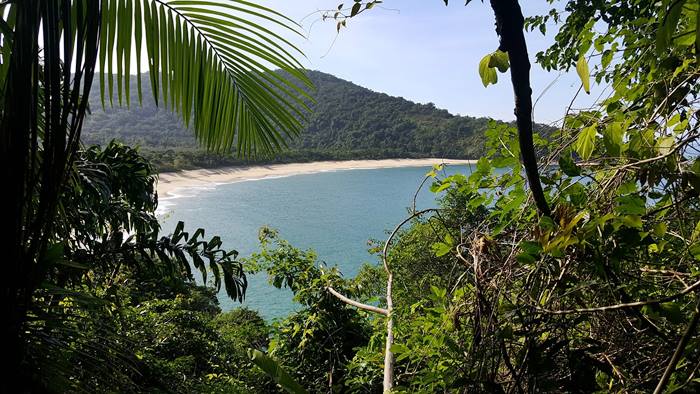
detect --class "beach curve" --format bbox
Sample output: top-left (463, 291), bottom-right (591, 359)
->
top-left (157, 158), bottom-right (477, 200)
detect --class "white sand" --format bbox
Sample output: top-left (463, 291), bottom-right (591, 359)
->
top-left (157, 158), bottom-right (477, 198)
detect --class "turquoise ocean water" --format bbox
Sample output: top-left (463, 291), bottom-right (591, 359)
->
top-left (158, 164), bottom-right (474, 320)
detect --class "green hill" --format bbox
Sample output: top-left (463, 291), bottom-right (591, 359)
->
top-left (81, 71), bottom-right (503, 171)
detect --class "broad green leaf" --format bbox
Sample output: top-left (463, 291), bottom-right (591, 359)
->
top-left (574, 125), bottom-right (597, 160)
top-left (654, 222), bottom-right (668, 237)
top-left (430, 181), bottom-right (452, 193)
top-left (520, 241), bottom-right (542, 255)
top-left (558, 153), bottom-right (581, 176)
top-left (390, 343), bottom-right (409, 355)
top-left (616, 195), bottom-right (646, 215)
top-left (539, 216), bottom-right (556, 232)
top-left (622, 215), bottom-right (643, 229)
top-left (693, 220), bottom-right (700, 241)
top-left (351, 2), bottom-right (361, 17)
top-left (656, 136), bottom-right (675, 155)
top-left (660, 302), bottom-right (683, 324)
top-left (576, 55), bottom-right (590, 94)
top-left (248, 349), bottom-right (308, 394)
top-left (617, 181), bottom-right (637, 195)
top-left (656, 0), bottom-right (686, 55)
top-left (432, 242), bottom-right (452, 257)
top-left (565, 183), bottom-right (587, 206)
top-left (516, 253), bottom-right (536, 264)
top-left (675, 28), bottom-right (696, 46)
top-left (602, 121), bottom-right (624, 156)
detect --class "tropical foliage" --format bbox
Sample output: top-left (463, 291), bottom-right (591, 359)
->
top-left (246, 229), bottom-right (373, 392)
top-left (243, 0), bottom-right (700, 392)
top-left (0, 0), bottom-right (309, 390)
top-left (23, 142), bottom-right (256, 391)
top-left (7, 0), bottom-right (700, 392)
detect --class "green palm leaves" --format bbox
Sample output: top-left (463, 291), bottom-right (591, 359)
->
top-left (98, 0), bottom-right (313, 156)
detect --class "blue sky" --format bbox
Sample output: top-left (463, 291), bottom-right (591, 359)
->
top-left (264, 0), bottom-right (599, 124)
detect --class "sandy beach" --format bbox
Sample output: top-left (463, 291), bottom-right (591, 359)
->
top-left (157, 158), bottom-right (477, 198)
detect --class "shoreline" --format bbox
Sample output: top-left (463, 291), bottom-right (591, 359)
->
top-left (157, 158), bottom-right (477, 198)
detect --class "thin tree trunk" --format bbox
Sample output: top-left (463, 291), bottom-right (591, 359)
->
top-left (654, 297), bottom-right (700, 394)
top-left (489, 0), bottom-right (551, 217)
top-left (328, 210), bottom-right (435, 393)
top-left (383, 271), bottom-right (394, 393)
top-left (0, 2), bottom-right (99, 391)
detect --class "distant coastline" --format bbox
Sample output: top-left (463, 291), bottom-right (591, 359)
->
top-left (157, 158), bottom-right (477, 198)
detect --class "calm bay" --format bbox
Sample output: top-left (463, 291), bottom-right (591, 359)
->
top-left (158, 165), bottom-right (475, 319)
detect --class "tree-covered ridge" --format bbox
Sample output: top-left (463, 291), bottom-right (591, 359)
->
top-left (81, 70), bottom-right (537, 168)
top-left (295, 71), bottom-right (493, 158)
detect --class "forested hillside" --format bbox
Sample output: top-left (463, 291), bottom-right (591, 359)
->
top-left (81, 71), bottom-right (516, 170)
top-left (8, 0), bottom-right (700, 392)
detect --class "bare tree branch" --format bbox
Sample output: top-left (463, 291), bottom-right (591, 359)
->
top-left (654, 297), bottom-right (700, 394)
top-left (537, 278), bottom-right (700, 315)
top-left (326, 287), bottom-right (388, 316)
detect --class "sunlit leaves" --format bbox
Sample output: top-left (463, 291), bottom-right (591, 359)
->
top-left (431, 242), bottom-right (451, 257)
top-left (431, 234), bottom-right (454, 257)
top-left (656, 136), bottom-right (675, 155)
top-left (574, 124), bottom-right (596, 160)
top-left (516, 241), bottom-right (542, 264)
top-left (478, 50), bottom-right (509, 87)
top-left (616, 195), bottom-right (647, 216)
top-left (691, 220), bottom-right (700, 241)
top-left (478, 54), bottom-right (498, 87)
top-left (488, 50), bottom-right (510, 72)
top-left (352, 2), bottom-right (700, 391)
top-left (576, 55), bottom-right (590, 94)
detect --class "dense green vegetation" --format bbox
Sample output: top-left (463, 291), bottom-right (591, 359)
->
top-left (23, 141), bottom-right (276, 392)
top-left (236, 0), bottom-right (700, 392)
top-left (0, 0), bottom-right (309, 391)
top-left (5, 0), bottom-right (700, 393)
top-left (81, 71), bottom-right (523, 171)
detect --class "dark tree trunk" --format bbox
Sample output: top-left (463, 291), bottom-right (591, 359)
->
top-left (0, 1), bottom-right (100, 390)
top-left (489, 0), bottom-right (551, 217)
top-left (0, 1), bottom-right (41, 391)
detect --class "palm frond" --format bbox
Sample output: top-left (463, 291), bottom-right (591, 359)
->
top-left (99, 0), bottom-right (313, 157)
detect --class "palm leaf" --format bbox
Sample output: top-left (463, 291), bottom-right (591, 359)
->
top-left (99, 0), bottom-right (313, 157)
top-left (248, 349), bottom-right (308, 394)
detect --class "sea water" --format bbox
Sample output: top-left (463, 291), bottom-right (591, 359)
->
top-left (158, 165), bottom-right (476, 320)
